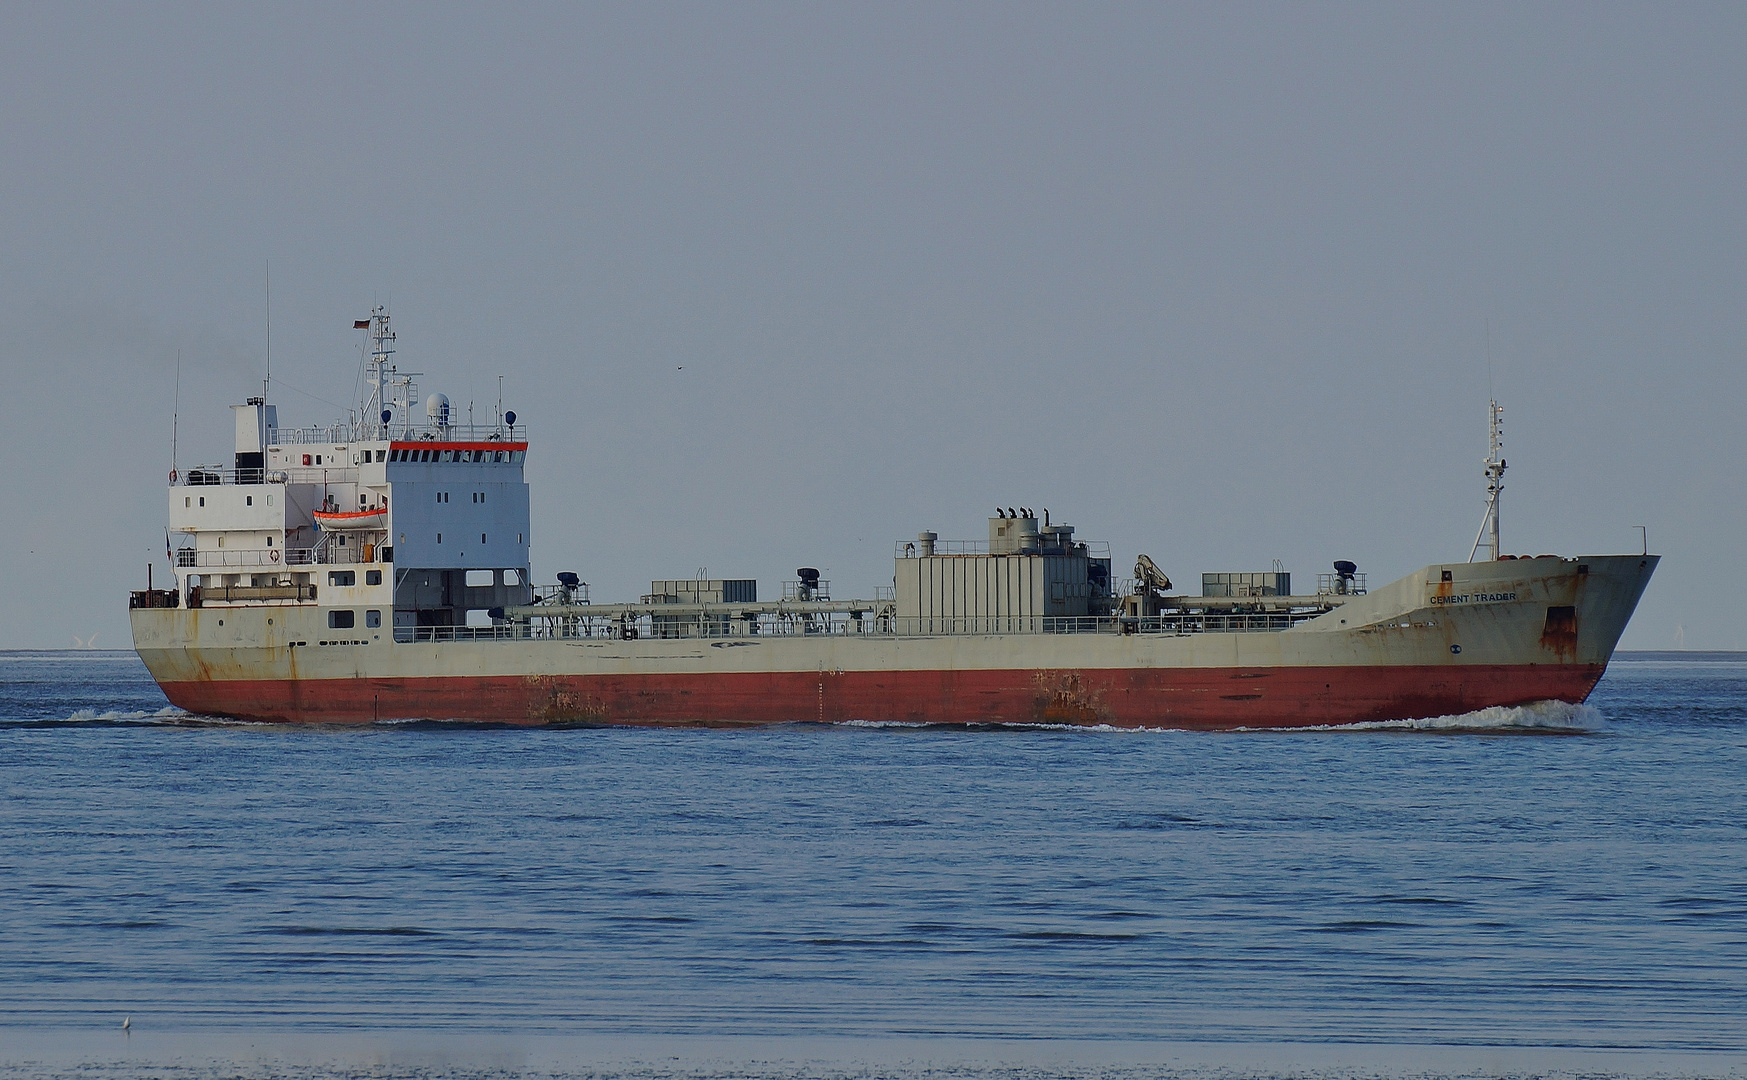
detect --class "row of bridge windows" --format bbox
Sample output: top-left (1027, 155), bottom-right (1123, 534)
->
top-left (391, 448), bottom-right (523, 464)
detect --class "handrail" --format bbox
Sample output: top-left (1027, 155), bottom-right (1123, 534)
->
top-left (895, 539), bottom-right (1113, 558)
top-left (175, 546), bottom-right (384, 568)
top-left (394, 610), bottom-right (1320, 644)
top-left (271, 422), bottom-right (529, 445)
top-left (172, 466), bottom-right (362, 487)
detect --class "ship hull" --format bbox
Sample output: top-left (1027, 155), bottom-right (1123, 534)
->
top-left (149, 663), bottom-right (1605, 729)
top-left (132, 555), bottom-right (1657, 730)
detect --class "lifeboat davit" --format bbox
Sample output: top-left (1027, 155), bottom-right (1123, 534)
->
top-left (313, 506), bottom-right (388, 530)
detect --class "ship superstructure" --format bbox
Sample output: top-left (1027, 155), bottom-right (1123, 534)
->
top-left (131, 312), bottom-right (1658, 728)
top-left (151, 310), bottom-right (532, 639)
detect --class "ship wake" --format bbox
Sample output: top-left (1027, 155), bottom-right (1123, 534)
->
top-left (1281, 698), bottom-right (1603, 734)
top-left (839, 699), bottom-right (1602, 735)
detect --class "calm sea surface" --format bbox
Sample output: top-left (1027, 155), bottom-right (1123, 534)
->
top-left (1, 650), bottom-right (1744, 1078)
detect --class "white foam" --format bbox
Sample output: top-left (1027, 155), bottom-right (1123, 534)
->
top-left (58, 706), bottom-right (190, 724)
top-left (1280, 698), bottom-right (1602, 733)
top-left (838, 718), bottom-right (1190, 733)
top-left (837, 699), bottom-right (1601, 734)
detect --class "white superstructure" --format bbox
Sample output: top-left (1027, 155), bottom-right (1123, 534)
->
top-left (163, 309), bottom-right (533, 634)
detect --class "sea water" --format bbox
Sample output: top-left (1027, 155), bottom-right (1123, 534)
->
top-left (1, 650), bottom-right (1743, 1078)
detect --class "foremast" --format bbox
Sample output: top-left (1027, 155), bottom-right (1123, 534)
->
top-left (1469, 399), bottom-right (1506, 562)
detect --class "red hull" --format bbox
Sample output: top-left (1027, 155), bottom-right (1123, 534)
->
top-left (157, 664), bottom-right (1607, 729)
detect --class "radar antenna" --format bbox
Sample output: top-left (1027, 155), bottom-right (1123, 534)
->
top-left (1468, 399), bottom-right (1506, 561)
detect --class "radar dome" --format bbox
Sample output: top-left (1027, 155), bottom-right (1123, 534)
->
top-left (425, 393), bottom-right (450, 424)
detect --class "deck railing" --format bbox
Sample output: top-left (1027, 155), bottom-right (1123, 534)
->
top-left (396, 607), bottom-right (1326, 644)
top-left (176, 546), bottom-right (384, 569)
top-left (174, 466), bottom-right (361, 487)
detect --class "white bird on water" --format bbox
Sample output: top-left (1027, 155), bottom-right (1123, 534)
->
top-left (122, 1015), bottom-right (130, 1032)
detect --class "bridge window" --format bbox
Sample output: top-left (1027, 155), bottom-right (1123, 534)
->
top-left (465, 569), bottom-right (494, 587)
top-left (376, 450), bottom-right (386, 462)
top-left (328, 610), bottom-right (355, 629)
top-left (503, 569), bottom-right (520, 586)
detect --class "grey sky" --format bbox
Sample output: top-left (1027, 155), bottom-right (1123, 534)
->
top-left (2, 3), bottom-right (1741, 651)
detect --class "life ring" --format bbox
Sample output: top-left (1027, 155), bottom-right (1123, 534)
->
top-left (168, 469), bottom-right (178, 482)
top-left (270, 549), bottom-right (280, 562)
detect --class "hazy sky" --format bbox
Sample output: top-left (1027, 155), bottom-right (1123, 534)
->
top-left (3, 3), bottom-right (1742, 651)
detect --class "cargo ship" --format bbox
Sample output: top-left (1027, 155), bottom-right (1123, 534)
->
top-left (130, 311), bottom-right (1657, 728)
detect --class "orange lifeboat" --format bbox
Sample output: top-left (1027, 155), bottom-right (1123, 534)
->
top-left (312, 505), bottom-right (388, 530)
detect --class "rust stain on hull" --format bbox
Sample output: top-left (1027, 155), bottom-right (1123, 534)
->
top-left (1540, 605), bottom-right (1579, 661)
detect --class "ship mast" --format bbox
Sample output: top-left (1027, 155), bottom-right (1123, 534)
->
top-left (364, 306), bottom-right (396, 439)
top-left (1469, 399), bottom-right (1506, 561)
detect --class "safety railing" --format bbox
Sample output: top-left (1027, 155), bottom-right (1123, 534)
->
top-left (1316, 572), bottom-right (1368, 596)
top-left (272, 422), bottom-right (528, 445)
top-left (395, 624), bottom-right (530, 643)
top-left (429, 606), bottom-right (1327, 644)
top-left (894, 539), bottom-right (1113, 558)
top-left (172, 466), bottom-right (361, 487)
top-left (175, 546), bottom-right (384, 568)
top-left (176, 548), bottom-right (294, 568)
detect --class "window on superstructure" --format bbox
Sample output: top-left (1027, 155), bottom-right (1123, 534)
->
top-left (185, 497), bottom-right (191, 508)
top-left (315, 455), bottom-right (322, 465)
top-left (366, 610), bottom-right (381, 628)
top-left (328, 571), bottom-right (355, 587)
top-left (198, 497), bottom-right (205, 507)
top-left (376, 450), bottom-right (386, 462)
top-left (328, 610), bottom-right (355, 629)
top-left (365, 570), bottom-right (381, 586)
top-left (246, 496), bottom-right (252, 506)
